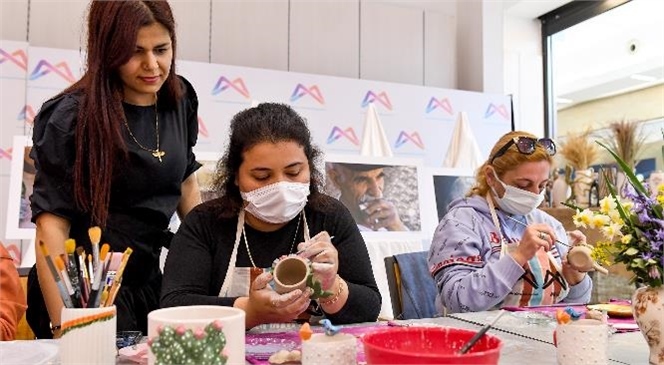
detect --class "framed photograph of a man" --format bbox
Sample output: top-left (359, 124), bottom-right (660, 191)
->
top-left (323, 155), bottom-right (424, 234)
top-left (6, 135), bottom-right (36, 240)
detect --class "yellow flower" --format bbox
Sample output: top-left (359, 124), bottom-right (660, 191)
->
top-left (590, 241), bottom-right (611, 266)
top-left (599, 196), bottom-right (616, 214)
top-left (658, 195), bottom-right (664, 205)
top-left (573, 209), bottom-right (594, 228)
top-left (658, 183), bottom-right (664, 193)
top-left (621, 234), bottom-right (633, 244)
top-left (589, 214), bottom-right (611, 229)
top-left (601, 222), bottom-right (623, 241)
top-left (608, 210), bottom-right (624, 225)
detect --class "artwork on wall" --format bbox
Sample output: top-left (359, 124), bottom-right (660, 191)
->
top-left (194, 151), bottom-right (222, 202)
top-left (6, 135), bottom-right (36, 240)
top-left (323, 154), bottom-right (424, 237)
top-left (420, 167), bottom-right (476, 240)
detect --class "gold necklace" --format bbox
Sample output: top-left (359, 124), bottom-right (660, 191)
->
top-left (243, 212), bottom-right (302, 268)
top-left (122, 96), bottom-right (165, 162)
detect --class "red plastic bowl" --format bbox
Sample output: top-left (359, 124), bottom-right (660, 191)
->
top-left (362, 326), bottom-right (502, 364)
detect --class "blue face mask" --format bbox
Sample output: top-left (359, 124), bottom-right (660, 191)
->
top-left (491, 173), bottom-right (545, 216)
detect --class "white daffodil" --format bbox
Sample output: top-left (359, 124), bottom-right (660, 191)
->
top-left (599, 196), bottom-right (617, 214)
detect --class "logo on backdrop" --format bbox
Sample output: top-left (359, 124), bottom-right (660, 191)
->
top-left (211, 76), bottom-right (250, 99)
top-left (29, 60), bottom-right (76, 83)
top-left (0, 48), bottom-right (28, 70)
top-left (290, 84), bottom-right (325, 105)
top-left (484, 103), bottom-right (509, 120)
top-left (18, 105), bottom-right (36, 125)
top-left (197, 117), bottom-right (209, 138)
top-left (425, 97), bottom-right (454, 115)
top-left (361, 91), bottom-right (392, 111)
top-left (395, 131), bottom-right (425, 150)
top-left (326, 126), bottom-right (360, 146)
top-left (0, 147), bottom-right (12, 160)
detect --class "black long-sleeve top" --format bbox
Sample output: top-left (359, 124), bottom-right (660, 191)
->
top-left (161, 194), bottom-right (381, 324)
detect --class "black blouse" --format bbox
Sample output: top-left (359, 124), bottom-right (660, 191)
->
top-left (30, 75), bottom-right (201, 285)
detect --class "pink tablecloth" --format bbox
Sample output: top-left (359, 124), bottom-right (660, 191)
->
top-left (245, 323), bottom-right (389, 364)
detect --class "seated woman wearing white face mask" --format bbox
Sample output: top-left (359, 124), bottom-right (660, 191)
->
top-left (428, 131), bottom-right (592, 315)
top-left (161, 103), bottom-right (381, 329)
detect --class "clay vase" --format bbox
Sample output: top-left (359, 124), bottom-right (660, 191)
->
top-left (566, 244), bottom-right (608, 274)
top-left (272, 255), bottom-right (311, 294)
top-left (631, 285), bottom-right (664, 365)
top-left (649, 171), bottom-right (664, 198)
top-left (573, 168), bottom-right (594, 209)
top-left (551, 174), bottom-right (571, 208)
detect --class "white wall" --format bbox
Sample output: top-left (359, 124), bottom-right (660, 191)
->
top-left (504, 14), bottom-right (545, 137)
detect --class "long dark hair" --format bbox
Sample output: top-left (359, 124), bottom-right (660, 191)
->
top-left (63, 0), bottom-right (181, 226)
top-left (212, 103), bottom-right (328, 217)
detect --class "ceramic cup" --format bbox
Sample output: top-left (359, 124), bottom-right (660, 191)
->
top-left (272, 255), bottom-right (310, 294)
top-left (147, 305), bottom-right (245, 365)
top-left (556, 319), bottom-right (609, 365)
top-left (60, 306), bottom-right (117, 365)
top-left (566, 244), bottom-right (608, 274)
top-left (302, 333), bottom-right (357, 365)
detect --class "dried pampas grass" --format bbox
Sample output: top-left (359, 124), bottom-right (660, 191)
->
top-left (559, 129), bottom-right (599, 170)
top-left (605, 119), bottom-right (646, 170)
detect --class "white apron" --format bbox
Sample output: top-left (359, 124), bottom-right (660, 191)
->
top-left (218, 210), bottom-right (311, 297)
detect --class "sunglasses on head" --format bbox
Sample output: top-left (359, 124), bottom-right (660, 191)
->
top-left (490, 136), bottom-right (556, 164)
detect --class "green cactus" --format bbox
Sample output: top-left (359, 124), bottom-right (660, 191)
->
top-left (149, 321), bottom-right (228, 365)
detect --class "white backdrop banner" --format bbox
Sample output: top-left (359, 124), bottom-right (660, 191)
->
top-left (3, 44), bottom-right (511, 312)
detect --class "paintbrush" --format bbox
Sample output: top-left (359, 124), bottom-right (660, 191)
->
top-left (39, 241), bottom-right (74, 308)
top-left (55, 255), bottom-right (79, 308)
top-left (88, 226), bottom-right (102, 274)
top-left (87, 243), bottom-right (110, 308)
top-left (505, 215), bottom-right (571, 248)
top-left (459, 310), bottom-right (506, 354)
top-left (105, 247), bottom-right (133, 307)
top-left (76, 246), bottom-right (90, 305)
top-left (64, 239), bottom-right (81, 306)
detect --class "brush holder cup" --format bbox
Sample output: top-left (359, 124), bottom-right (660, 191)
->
top-left (60, 306), bottom-right (117, 365)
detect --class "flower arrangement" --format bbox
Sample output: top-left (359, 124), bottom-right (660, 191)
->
top-left (571, 141), bottom-right (663, 288)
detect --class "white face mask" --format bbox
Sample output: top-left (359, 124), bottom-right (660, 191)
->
top-left (491, 173), bottom-right (545, 216)
top-left (240, 181), bottom-right (310, 224)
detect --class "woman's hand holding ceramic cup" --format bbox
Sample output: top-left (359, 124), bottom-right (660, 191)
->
top-left (247, 271), bottom-right (312, 324)
top-left (562, 230), bottom-right (609, 284)
top-left (297, 231), bottom-right (339, 291)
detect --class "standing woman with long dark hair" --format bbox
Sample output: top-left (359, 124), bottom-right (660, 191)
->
top-left (27, 0), bottom-right (202, 338)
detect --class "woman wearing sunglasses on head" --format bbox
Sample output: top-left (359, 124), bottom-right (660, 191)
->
top-left (428, 131), bottom-right (592, 314)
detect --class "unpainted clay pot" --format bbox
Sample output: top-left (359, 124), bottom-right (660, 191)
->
top-left (272, 255), bottom-right (310, 294)
top-left (567, 244), bottom-right (608, 274)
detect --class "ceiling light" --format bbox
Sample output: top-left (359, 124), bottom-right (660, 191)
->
top-left (556, 98), bottom-right (573, 104)
top-left (630, 74), bottom-right (657, 82)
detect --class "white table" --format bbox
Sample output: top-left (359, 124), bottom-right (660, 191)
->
top-left (445, 311), bottom-right (649, 365)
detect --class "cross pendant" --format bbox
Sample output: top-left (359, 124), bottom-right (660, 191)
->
top-left (152, 150), bottom-right (165, 162)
